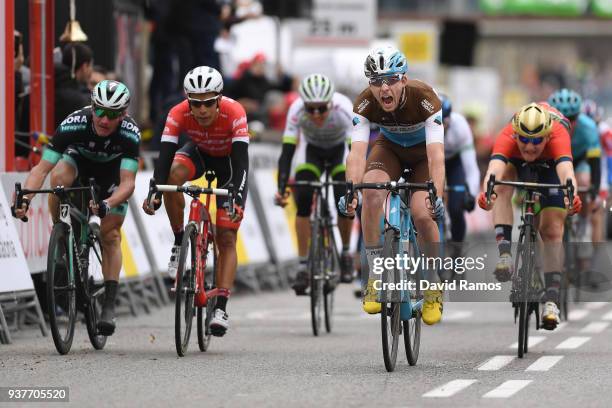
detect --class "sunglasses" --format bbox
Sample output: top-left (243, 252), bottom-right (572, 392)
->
top-left (93, 107), bottom-right (124, 119)
top-left (305, 104), bottom-right (330, 115)
top-left (517, 135), bottom-right (545, 145)
top-left (369, 74), bottom-right (403, 87)
top-left (188, 95), bottom-right (220, 108)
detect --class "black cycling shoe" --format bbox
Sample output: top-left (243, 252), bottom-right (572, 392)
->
top-left (340, 252), bottom-right (354, 283)
top-left (292, 270), bottom-right (309, 296)
top-left (97, 304), bottom-right (116, 336)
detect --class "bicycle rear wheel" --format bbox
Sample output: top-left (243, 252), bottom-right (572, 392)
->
top-left (84, 223), bottom-right (107, 350)
top-left (175, 223), bottom-right (197, 357)
top-left (516, 224), bottom-right (535, 358)
top-left (404, 240), bottom-right (422, 366)
top-left (198, 233), bottom-right (217, 352)
top-left (309, 220), bottom-right (324, 336)
top-left (47, 222), bottom-right (76, 355)
top-left (381, 229), bottom-right (401, 371)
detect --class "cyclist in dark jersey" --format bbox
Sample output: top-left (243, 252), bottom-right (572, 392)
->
top-left (12, 80), bottom-right (140, 336)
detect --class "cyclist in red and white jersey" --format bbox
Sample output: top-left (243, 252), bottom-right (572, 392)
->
top-left (142, 66), bottom-right (249, 336)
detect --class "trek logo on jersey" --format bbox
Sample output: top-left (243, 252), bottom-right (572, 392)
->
top-left (357, 99), bottom-right (370, 114)
top-left (352, 117), bottom-right (361, 126)
top-left (421, 99), bottom-right (435, 114)
top-left (232, 116), bottom-right (247, 129)
top-left (60, 115), bottom-right (88, 126)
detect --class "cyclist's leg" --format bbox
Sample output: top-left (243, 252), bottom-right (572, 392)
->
top-left (575, 162), bottom-right (592, 271)
top-left (445, 155), bottom-right (467, 242)
top-left (361, 136), bottom-right (401, 313)
top-left (404, 148), bottom-right (444, 325)
top-left (329, 143), bottom-right (354, 282)
top-left (88, 159), bottom-right (128, 335)
top-left (48, 149), bottom-right (79, 222)
top-left (168, 142), bottom-right (206, 241)
top-left (492, 161), bottom-right (519, 281)
top-left (209, 156), bottom-right (242, 334)
top-left (538, 187), bottom-right (566, 330)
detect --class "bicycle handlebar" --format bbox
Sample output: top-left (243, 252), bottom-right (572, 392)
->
top-left (485, 174), bottom-right (575, 213)
top-left (13, 178), bottom-right (99, 223)
top-left (345, 180), bottom-right (438, 216)
top-left (147, 178), bottom-right (235, 217)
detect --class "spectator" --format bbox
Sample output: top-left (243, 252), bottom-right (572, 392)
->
top-left (54, 42), bottom-right (93, 128)
top-left (15, 30), bottom-right (30, 159)
top-left (226, 52), bottom-right (293, 126)
top-left (88, 65), bottom-right (109, 90)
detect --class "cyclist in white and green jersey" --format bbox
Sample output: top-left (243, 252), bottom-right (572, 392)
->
top-left (274, 74), bottom-right (355, 295)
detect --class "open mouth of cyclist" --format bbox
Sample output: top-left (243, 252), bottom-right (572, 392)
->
top-left (381, 94), bottom-right (394, 108)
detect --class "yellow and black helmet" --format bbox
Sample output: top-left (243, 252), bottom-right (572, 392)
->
top-left (512, 102), bottom-right (552, 138)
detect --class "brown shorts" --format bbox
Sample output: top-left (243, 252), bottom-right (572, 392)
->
top-left (365, 135), bottom-right (429, 182)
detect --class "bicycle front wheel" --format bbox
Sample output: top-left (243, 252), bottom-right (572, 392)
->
top-left (175, 223), bottom-right (197, 357)
top-left (198, 232), bottom-right (217, 352)
top-left (47, 222), bottom-right (76, 355)
top-left (309, 220), bottom-right (324, 336)
top-left (84, 222), bottom-right (107, 350)
top-left (516, 224), bottom-right (535, 358)
top-left (381, 229), bottom-right (401, 372)
top-left (404, 239), bottom-right (422, 366)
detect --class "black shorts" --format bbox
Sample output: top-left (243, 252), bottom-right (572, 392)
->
top-left (61, 147), bottom-right (128, 216)
top-left (509, 159), bottom-right (565, 211)
top-left (174, 141), bottom-right (241, 229)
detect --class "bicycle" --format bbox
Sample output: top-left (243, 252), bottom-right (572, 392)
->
top-left (13, 178), bottom-right (107, 355)
top-left (485, 172), bottom-right (575, 358)
top-left (282, 175), bottom-right (343, 336)
top-left (146, 171), bottom-right (234, 357)
top-left (347, 172), bottom-right (438, 372)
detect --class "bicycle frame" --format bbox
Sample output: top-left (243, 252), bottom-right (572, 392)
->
top-left (149, 178), bottom-right (233, 307)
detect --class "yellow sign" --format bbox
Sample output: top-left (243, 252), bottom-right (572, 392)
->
top-left (398, 32), bottom-right (433, 64)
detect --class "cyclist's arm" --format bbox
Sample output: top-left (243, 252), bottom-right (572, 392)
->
top-left (107, 130), bottom-right (140, 208)
top-left (106, 169), bottom-right (137, 208)
top-left (455, 114), bottom-right (480, 196)
top-left (230, 141), bottom-right (249, 206)
top-left (20, 159), bottom-right (55, 201)
top-left (482, 159), bottom-right (507, 193)
top-left (346, 113), bottom-right (371, 184)
top-left (586, 126), bottom-right (602, 196)
top-left (153, 108), bottom-right (181, 184)
top-left (555, 161), bottom-right (577, 194)
top-left (425, 109), bottom-right (445, 196)
top-left (278, 99), bottom-right (300, 190)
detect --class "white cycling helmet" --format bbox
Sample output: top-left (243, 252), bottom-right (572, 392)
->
top-left (299, 73), bottom-right (335, 104)
top-left (91, 80), bottom-right (130, 110)
top-left (183, 66), bottom-right (223, 94)
top-left (363, 45), bottom-right (408, 78)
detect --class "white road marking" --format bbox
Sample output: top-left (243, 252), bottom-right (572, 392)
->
top-left (509, 336), bottom-right (545, 349)
top-left (580, 321), bottom-right (610, 334)
top-left (584, 302), bottom-right (608, 310)
top-left (482, 380), bottom-right (532, 398)
top-left (602, 310), bottom-right (612, 321)
top-left (525, 356), bottom-right (564, 371)
top-left (443, 310), bottom-right (473, 321)
top-left (423, 379), bottom-right (478, 398)
top-left (555, 336), bottom-right (591, 349)
top-left (568, 309), bottom-right (589, 321)
top-left (477, 355), bottom-right (516, 371)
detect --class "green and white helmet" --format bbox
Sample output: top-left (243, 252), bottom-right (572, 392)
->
top-left (299, 73), bottom-right (334, 104)
top-left (91, 80), bottom-right (131, 110)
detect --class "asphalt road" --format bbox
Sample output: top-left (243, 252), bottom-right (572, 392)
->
top-left (2, 283), bottom-right (612, 408)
